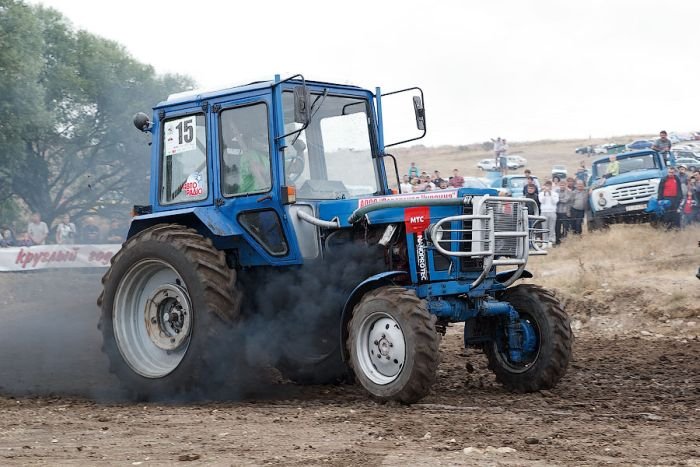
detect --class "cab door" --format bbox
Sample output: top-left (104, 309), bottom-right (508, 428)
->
top-left (212, 96), bottom-right (301, 265)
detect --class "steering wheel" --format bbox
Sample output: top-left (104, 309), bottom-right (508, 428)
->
top-left (285, 139), bottom-right (306, 183)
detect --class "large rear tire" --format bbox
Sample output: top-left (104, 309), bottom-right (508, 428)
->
top-left (348, 286), bottom-right (440, 404)
top-left (486, 284), bottom-right (572, 392)
top-left (97, 224), bottom-right (242, 400)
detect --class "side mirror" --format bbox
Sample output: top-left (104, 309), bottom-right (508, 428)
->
top-left (293, 85), bottom-right (310, 125)
top-left (133, 112), bottom-right (152, 132)
top-left (413, 96), bottom-right (425, 131)
top-left (380, 87), bottom-right (427, 148)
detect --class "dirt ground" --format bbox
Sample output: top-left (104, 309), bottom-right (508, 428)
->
top-left (0, 241), bottom-right (699, 465)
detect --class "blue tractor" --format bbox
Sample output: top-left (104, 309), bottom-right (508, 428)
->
top-left (98, 75), bottom-right (572, 403)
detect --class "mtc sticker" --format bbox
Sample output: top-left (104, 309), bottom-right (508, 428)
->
top-left (164, 116), bottom-right (197, 155)
top-left (404, 207), bottom-right (430, 234)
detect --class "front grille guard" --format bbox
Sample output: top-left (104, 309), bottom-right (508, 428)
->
top-left (429, 196), bottom-right (547, 289)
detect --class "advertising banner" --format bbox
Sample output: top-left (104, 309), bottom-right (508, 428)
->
top-left (0, 244), bottom-right (121, 272)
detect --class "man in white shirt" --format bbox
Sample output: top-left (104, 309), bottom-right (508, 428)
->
top-left (27, 212), bottom-right (49, 245)
top-left (400, 175), bottom-right (413, 193)
top-left (538, 181), bottom-right (559, 247)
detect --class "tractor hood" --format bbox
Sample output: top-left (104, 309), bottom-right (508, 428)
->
top-left (318, 188), bottom-right (497, 227)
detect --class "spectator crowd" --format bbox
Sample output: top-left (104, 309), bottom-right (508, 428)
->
top-left (0, 214), bottom-right (127, 248)
top-left (401, 147), bottom-right (700, 250)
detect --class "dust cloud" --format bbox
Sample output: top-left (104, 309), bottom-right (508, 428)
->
top-left (0, 239), bottom-right (388, 401)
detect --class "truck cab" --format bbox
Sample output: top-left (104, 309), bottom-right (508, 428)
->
top-left (587, 150), bottom-right (666, 229)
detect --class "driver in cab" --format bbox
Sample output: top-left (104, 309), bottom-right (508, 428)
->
top-left (223, 120), bottom-right (271, 195)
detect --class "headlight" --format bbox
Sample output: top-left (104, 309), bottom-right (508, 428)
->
top-left (433, 226), bottom-right (444, 243)
top-left (597, 193), bottom-right (607, 207)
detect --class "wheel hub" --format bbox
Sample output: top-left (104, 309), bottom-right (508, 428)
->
top-left (366, 316), bottom-right (406, 380)
top-left (145, 283), bottom-right (192, 351)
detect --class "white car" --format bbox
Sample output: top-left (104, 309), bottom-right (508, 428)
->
top-left (507, 155), bottom-right (527, 167)
top-left (552, 165), bottom-right (568, 178)
top-left (671, 149), bottom-right (700, 161)
top-left (477, 159), bottom-right (498, 171)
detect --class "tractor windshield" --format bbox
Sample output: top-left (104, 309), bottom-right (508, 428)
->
top-left (283, 92), bottom-right (378, 200)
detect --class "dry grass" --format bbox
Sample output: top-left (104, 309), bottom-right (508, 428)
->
top-left (526, 224), bottom-right (700, 320)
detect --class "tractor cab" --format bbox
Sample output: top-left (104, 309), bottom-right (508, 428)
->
top-left (131, 75), bottom-right (425, 266)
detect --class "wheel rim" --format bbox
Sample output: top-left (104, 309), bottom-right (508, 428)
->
top-left (493, 313), bottom-right (541, 374)
top-left (355, 312), bottom-right (407, 385)
top-left (113, 259), bottom-right (193, 378)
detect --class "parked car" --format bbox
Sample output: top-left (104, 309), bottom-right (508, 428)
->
top-left (675, 157), bottom-right (700, 170)
top-left (477, 159), bottom-right (498, 171)
top-left (671, 150), bottom-right (700, 161)
top-left (507, 155), bottom-right (527, 167)
top-left (551, 165), bottom-right (568, 179)
top-left (477, 158), bottom-right (517, 171)
top-left (575, 145), bottom-right (594, 155)
top-left (625, 140), bottom-right (653, 150)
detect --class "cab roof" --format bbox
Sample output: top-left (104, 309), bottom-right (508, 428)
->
top-left (157, 78), bottom-right (367, 108)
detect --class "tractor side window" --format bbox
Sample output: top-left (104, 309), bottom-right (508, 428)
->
top-left (220, 103), bottom-right (272, 197)
top-left (160, 114), bottom-right (207, 205)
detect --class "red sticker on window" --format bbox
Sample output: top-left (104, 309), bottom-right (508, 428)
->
top-left (404, 207), bottom-right (430, 234)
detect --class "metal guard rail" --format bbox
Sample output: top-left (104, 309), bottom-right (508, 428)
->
top-left (428, 195), bottom-right (548, 289)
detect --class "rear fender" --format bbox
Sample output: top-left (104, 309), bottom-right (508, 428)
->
top-left (339, 271), bottom-right (408, 361)
top-left (128, 207), bottom-right (244, 249)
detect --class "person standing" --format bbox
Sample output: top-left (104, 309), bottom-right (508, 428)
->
top-left (522, 176), bottom-right (539, 196)
top-left (449, 169), bottom-right (464, 188)
top-left (657, 166), bottom-right (683, 229)
top-left (408, 162), bottom-right (419, 179)
top-left (524, 183), bottom-right (540, 213)
top-left (400, 174), bottom-right (413, 193)
top-left (570, 180), bottom-right (589, 234)
top-left (523, 169), bottom-right (541, 189)
top-left (680, 178), bottom-right (698, 227)
top-left (677, 165), bottom-right (689, 196)
top-left (538, 181), bottom-right (558, 247)
top-left (27, 212), bottom-right (49, 246)
top-left (575, 161), bottom-right (589, 185)
top-left (492, 137), bottom-right (504, 163)
top-left (652, 130), bottom-right (674, 166)
top-left (55, 214), bottom-right (77, 244)
top-left (555, 180), bottom-right (572, 244)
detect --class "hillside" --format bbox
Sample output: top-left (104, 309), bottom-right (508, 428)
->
top-left (391, 134), bottom-right (657, 181)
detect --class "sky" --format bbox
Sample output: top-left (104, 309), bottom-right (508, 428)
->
top-left (26, 0), bottom-right (700, 146)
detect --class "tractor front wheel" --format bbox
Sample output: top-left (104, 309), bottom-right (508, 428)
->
top-left (348, 286), bottom-right (440, 404)
top-left (486, 284), bottom-right (572, 392)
